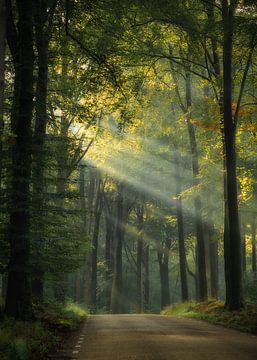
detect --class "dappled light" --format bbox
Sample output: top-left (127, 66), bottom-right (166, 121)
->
top-left (1, 0), bottom-right (257, 359)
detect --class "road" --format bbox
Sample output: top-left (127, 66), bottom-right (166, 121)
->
top-left (70, 314), bottom-right (257, 360)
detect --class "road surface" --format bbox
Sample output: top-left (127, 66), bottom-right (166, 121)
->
top-left (70, 314), bottom-right (257, 360)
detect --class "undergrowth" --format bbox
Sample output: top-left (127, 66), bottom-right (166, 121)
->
top-left (162, 300), bottom-right (257, 334)
top-left (0, 300), bottom-right (88, 360)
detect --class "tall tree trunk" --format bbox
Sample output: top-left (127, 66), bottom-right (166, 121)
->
top-left (75, 164), bottom-right (87, 303)
top-left (90, 176), bottom-right (103, 313)
top-left (173, 145), bottom-right (188, 302)
top-left (185, 71), bottom-right (207, 301)
top-left (206, 0), bottom-right (229, 305)
top-left (83, 168), bottom-right (96, 305)
top-left (0, 0), bottom-right (6, 305)
top-left (5, 0), bottom-right (34, 319)
top-left (31, 0), bottom-right (56, 303)
top-left (0, 0), bottom-right (6, 187)
top-left (104, 197), bottom-right (114, 310)
top-left (54, 104), bottom-right (70, 302)
top-left (111, 183), bottom-right (125, 314)
top-left (144, 243), bottom-right (149, 310)
top-left (241, 223), bottom-right (246, 273)
top-left (157, 238), bottom-right (171, 309)
top-left (88, 170), bottom-right (97, 234)
top-left (207, 218), bottom-right (219, 299)
top-left (79, 165), bottom-right (87, 232)
top-left (251, 216), bottom-right (256, 274)
top-left (222, 1), bottom-right (243, 310)
top-left (105, 211), bottom-right (113, 274)
top-left (136, 205), bottom-right (144, 313)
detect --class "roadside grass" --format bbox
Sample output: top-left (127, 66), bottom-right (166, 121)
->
top-left (161, 300), bottom-right (257, 334)
top-left (0, 300), bottom-right (88, 360)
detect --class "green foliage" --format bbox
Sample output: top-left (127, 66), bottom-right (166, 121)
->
top-left (35, 299), bottom-right (88, 331)
top-left (0, 300), bottom-right (87, 360)
top-left (0, 319), bottom-right (57, 360)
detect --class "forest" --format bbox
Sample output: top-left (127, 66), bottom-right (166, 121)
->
top-left (0, 0), bottom-right (257, 358)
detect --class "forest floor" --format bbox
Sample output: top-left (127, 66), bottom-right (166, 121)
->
top-left (58, 314), bottom-right (257, 360)
top-left (162, 301), bottom-right (257, 334)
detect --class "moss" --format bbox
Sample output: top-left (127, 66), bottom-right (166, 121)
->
top-left (162, 300), bottom-right (257, 334)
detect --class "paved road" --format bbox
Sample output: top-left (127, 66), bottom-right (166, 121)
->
top-left (71, 314), bottom-right (257, 360)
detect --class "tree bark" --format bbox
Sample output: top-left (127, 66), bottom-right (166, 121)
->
top-left (90, 176), bottom-right (103, 313)
top-left (104, 196), bottom-right (114, 310)
top-left (241, 223), bottom-right (246, 273)
top-left (0, 0), bottom-right (6, 305)
top-left (157, 237), bottom-right (171, 309)
top-left (5, 0), bottom-right (34, 320)
top-left (207, 219), bottom-right (219, 299)
top-left (136, 205), bottom-right (144, 313)
top-left (185, 71), bottom-right (207, 301)
top-left (222, 1), bottom-right (243, 310)
top-left (0, 0), bottom-right (6, 187)
top-left (54, 102), bottom-right (70, 302)
top-left (173, 146), bottom-right (188, 302)
top-left (144, 243), bottom-right (149, 310)
top-left (31, 0), bottom-right (56, 303)
top-left (83, 168), bottom-right (97, 305)
top-left (111, 182), bottom-right (125, 314)
top-left (251, 216), bottom-right (256, 274)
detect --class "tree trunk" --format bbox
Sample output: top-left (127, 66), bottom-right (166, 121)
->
top-left (0, 0), bottom-right (6, 187)
top-left (241, 223), bottom-right (246, 273)
top-left (173, 146), bottom-right (188, 302)
top-left (90, 176), bottom-right (103, 313)
top-left (206, 0), bottom-right (230, 305)
top-left (5, 0), bottom-right (34, 320)
top-left (31, 0), bottom-right (55, 303)
top-left (136, 205), bottom-right (144, 313)
top-left (208, 219), bottom-right (219, 299)
top-left (222, 2), bottom-right (243, 310)
top-left (0, 0), bottom-right (5, 304)
top-left (79, 164), bottom-right (87, 232)
top-left (157, 238), bottom-right (171, 309)
top-left (104, 198), bottom-right (114, 310)
top-left (251, 216), bottom-right (256, 274)
top-left (88, 170), bottom-right (97, 234)
top-left (111, 183), bottom-right (125, 314)
top-left (105, 211), bottom-right (113, 274)
top-left (185, 71), bottom-right (207, 301)
top-left (144, 243), bottom-right (149, 310)
top-left (82, 168), bottom-right (96, 305)
top-left (170, 46), bottom-right (207, 301)
top-left (54, 107), bottom-right (70, 302)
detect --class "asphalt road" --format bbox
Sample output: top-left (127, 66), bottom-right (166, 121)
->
top-left (71, 314), bottom-right (257, 360)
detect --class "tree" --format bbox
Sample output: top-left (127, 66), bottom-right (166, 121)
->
top-left (5, 0), bottom-right (35, 319)
top-left (31, 0), bottom-right (58, 302)
top-left (173, 145), bottom-right (188, 302)
top-left (0, 0), bottom-right (6, 187)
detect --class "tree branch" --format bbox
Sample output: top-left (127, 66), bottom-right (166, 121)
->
top-left (234, 31), bottom-right (257, 125)
top-left (200, 0), bottom-right (222, 12)
top-left (6, 0), bottom-right (18, 64)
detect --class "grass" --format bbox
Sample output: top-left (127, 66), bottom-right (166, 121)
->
top-left (161, 300), bottom-right (257, 334)
top-left (35, 299), bottom-right (88, 331)
top-left (0, 300), bottom-right (88, 360)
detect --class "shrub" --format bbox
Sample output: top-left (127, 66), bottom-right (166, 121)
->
top-left (0, 300), bottom-right (88, 359)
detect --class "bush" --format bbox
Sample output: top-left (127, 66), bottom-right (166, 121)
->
top-left (0, 319), bottom-right (57, 359)
top-left (35, 299), bottom-right (88, 331)
top-left (0, 300), bottom-right (88, 359)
